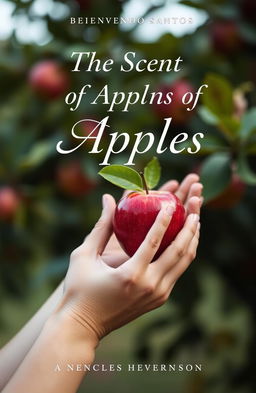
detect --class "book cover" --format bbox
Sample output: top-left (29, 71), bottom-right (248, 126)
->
top-left (0, 1), bottom-right (255, 392)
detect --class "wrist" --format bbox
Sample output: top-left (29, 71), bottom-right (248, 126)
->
top-left (47, 306), bottom-right (99, 349)
top-left (42, 308), bottom-right (99, 369)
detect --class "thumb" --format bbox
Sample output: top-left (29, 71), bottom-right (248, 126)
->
top-left (85, 194), bottom-right (116, 255)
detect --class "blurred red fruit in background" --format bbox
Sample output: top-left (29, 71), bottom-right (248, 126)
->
top-left (57, 161), bottom-right (96, 197)
top-left (210, 21), bottom-right (242, 54)
top-left (75, 0), bottom-right (91, 10)
top-left (79, 119), bottom-right (101, 145)
top-left (0, 187), bottom-right (20, 220)
top-left (206, 174), bottom-right (246, 209)
top-left (29, 60), bottom-right (70, 100)
top-left (153, 80), bottom-right (195, 125)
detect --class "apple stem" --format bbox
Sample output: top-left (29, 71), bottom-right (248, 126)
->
top-left (140, 172), bottom-right (149, 194)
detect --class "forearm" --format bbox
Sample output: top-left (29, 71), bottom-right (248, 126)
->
top-left (2, 310), bottom-right (97, 393)
top-left (0, 281), bottom-right (64, 390)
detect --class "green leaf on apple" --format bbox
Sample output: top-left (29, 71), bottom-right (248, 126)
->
top-left (144, 157), bottom-right (161, 189)
top-left (201, 152), bottom-right (232, 202)
top-left (99, 165), bottom-right (143, 191)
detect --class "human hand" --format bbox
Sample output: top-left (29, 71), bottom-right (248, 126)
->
top-left (58, 194), bottom-right (200, 345)
top-left (102, 173), bottom-right (203, 267)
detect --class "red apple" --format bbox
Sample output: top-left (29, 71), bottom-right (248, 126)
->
top-left (0, 187), bottom-right (20, 220)
top-left (209, 21), bottom-right (242, 54)
top-left (153, 80), bottom-right (195, 125)
top-left (113, 191), bottom-right (185, 261)
top-left (206, 174), bottom-right (246, 209)
top-left (29, 60), bottom-right (70, 100)
top-left (57, 161), bottom-right (96, 197)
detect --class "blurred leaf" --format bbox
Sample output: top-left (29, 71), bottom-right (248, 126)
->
top-left (144, 157), bottom-right (161, 189)
top-left (162, 325), bottom-right (202, 361)
top-left (178, 135), bottom-right (228, 155)
top-left (201, 152), bottom-right (232, 201)
top-left (198, 106), bottom-right (218, 125)
top-left (18, 141), bottom-right (55, 171)
top-left (219, 116), bottom-right (240, 140)
top-left (33, 256), bottom-right (69, 286)
top-left (246, 144), bottom-right (256, 154)
top-left (240, 108), bottom-right (256, 141)
top-left (200, 108), bottom-right (240, 143)
top-left (82, 157), bottom-right (99, 180)
top-left (99, 165), bottom-right (143, 191)
top-left (202, 73), bottom-right (233, 118)
top-left (135, 315), bottom-right (177, 360)
top-left (134, 34), bottom-right (180, 60)
top-left (237, 153), bottom-right (256, 185)
top-left (240, 24), bottom-right (256, 45)
top-left (198, 135), bottom-right (228, 154)
top-left (135, 343), bottom-right (151, 361)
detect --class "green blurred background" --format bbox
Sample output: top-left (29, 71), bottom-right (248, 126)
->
top-left (0, 0), bottom-right (256, 392)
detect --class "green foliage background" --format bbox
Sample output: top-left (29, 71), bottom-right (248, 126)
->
top-left (0, 1), bottom-right (256, 392)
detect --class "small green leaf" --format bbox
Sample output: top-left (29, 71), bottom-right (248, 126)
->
top-left (201, 152), bottom-right (232, 202)
top-left (144, 157), bottom-right (161, 189)
top-left (240, 108), bottom-right (256, 141)
top-left (99, 165), bottom-right (143, 191)
top-left (237, 152), bottom-right (256, 185)
top-left (202, 73), bottom-right (233, 117)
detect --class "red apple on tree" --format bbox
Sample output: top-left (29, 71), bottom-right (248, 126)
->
top-left (29, 60), bottom-right (70, 100)
top-left (99, 157), bottom-right (185, 261)
top-left (206, 173), bottom-right (246, 209)
top-left (153, 80), bottom-right (195, 125)
top-left (209, 20), bottom-right (242, 55)
top-left (0, 186), bottom-right (20, 220)
top-left (199, 153), bottom-right (247, 210)
top-left (57, 161), bottom-right (96, 197)
top-left (75, 0), bottom-right (91, 10)
top-left (78, 118), bottom-right (102, 146)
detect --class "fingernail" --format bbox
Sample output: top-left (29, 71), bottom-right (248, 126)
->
top-left (102, 194), bottom-right (108, 209)
top-left (190, 213), bottom-right (199, 222)
top-left (165, 204), bottom-right (174, 216)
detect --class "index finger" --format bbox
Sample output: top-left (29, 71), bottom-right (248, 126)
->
top-left (125, 204), bottom-right (174, 271)
top-left (175, 174), bottom-right (199, 202)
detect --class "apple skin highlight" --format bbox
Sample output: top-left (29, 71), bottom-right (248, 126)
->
top-left (113, 191), bottom-right (185, 261)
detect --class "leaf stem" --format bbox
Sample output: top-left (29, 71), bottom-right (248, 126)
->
top-left (140, 172), bottom-right (149, 194)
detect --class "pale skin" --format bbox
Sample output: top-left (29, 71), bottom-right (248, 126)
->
top-left (0, 174), bottom-right (202, 393)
